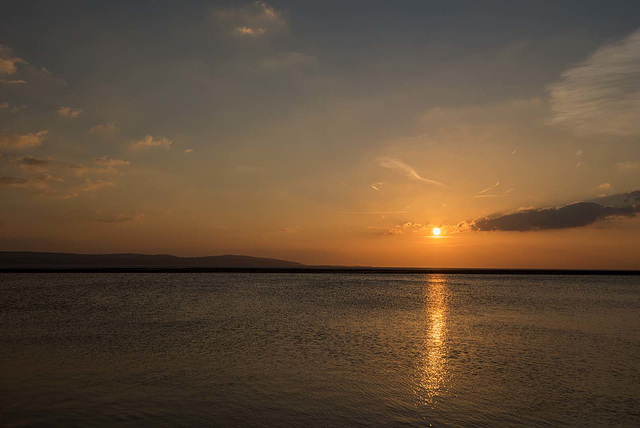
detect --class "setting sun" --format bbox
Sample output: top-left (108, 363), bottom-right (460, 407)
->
top-left (432, 227), bottom-right (442, 236)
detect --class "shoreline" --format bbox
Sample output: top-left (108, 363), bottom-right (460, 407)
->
top-left (1, 267), bottom-right (639, 275)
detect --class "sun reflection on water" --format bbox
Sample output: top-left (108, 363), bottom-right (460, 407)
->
top-left (415, 274), bottom-right (451, 404)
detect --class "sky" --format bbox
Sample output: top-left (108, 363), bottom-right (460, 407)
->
top-left (1, 0), bottom-right (640, 268)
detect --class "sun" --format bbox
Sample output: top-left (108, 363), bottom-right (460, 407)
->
top-left (432, 227), bottom-right (441, 236)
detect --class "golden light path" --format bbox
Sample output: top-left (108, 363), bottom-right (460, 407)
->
top-left (416, 274), bottom-right (451, 404)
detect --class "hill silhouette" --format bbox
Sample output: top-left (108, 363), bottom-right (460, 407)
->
top-left (0, 252), bottom-right (305, 269)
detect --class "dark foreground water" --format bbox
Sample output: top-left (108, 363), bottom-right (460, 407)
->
top-left (0, 273), bottom-right (639, 427)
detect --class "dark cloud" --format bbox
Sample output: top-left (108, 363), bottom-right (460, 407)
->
top-left (466, 191), bottom-right (640, 231)
top-left (17, 155), bottom-right (51, 171)
top-left (19, 155), bottom-right (49, 166)
top-left (0, 176), bottom-right (28, 186)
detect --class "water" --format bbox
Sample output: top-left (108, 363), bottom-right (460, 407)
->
top-left (0, 273), bottom-right (639, 427)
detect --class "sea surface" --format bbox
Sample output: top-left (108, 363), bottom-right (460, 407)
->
top-left (0, 273), bottom-right (639, 427)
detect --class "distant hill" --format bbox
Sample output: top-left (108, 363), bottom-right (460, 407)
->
top-left (0, 252), bottom-right (306, 269)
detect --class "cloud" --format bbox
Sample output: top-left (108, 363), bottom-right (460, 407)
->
top-left (479, 182), bottom-right (500, 194)
top-left (0, 45), bottom-right (25, 76)
top-left (617, 161), bottom-right (640, 171)
top-left (547, 29), bottom-right (640, 136)
top-left (16, 155), bottom-right (52, 172)
top-left (214, 1), bottom-right (286, 37)
top-left (0, 131), bottom-right (48, 150)
top-left (474, 184), bottom-right (513, 198)
top-left (0, 79), bottom-right (26, 86)
top-left (370, 182), bottom-right (383, 194)
top-left (69, 164), bottom-right (92, 175)
top-left (0, 176), bottom-right (28, 186)
top-left (0, 170), bottom-right (115, 197)
top-left (75, 179), bottom-right (116, 192)
top-left (0, 45), bottom-right (62, 91)
top-left (473, 194), bottom-right (510, 198)
top-left (463, 191), bottom-right (640, 232)
top-left (183, 148), bottom-right (194, 153)
top-left (598, 182), bottom-right (612, 191)
top-left (94, 211), bottom-right (144, 223)
top-left (130, 135), bottom-right (172, 150)
top-left (235, 26), bottom-right (266, 36)
top-left (281, 225), bottom-right (300, 233)
top-left (93, 157), bottom-right (130, 167)
top-left (70, 158), bottom-right (129, 175)
top-left (383, 222), bottom-right (435, 236)
top-left (57, 106), bottom-right (83, 118)
top-left (378, 157), bottom-right (446, 187)
top-left (0, 102), bottom-right (27, 113)
top-left (0, 174), bottom-right (64, 192)
top-left (90, 123), bottom-right (118, 134)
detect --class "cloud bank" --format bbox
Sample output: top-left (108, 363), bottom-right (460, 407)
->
top-left (463, 191), bottom-right (640, 231)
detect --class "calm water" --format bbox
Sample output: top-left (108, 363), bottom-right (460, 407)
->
top-left (0, 273), bottom-right (639, 427)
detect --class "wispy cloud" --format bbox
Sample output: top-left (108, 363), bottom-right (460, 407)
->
top-left (0, 79), bottom-right (26, 86)
top-left (93, 211), bottom-right (144, 223)
top-left (370, 182), bottom-right (384, 194)
top-left (235, 26), bottom-right (266, 36)
top-left (70, 157), bottom-right (129, 175)
top-left (281, 225), bottom-right (301, 233)
top-left (548, 29), bottom-right (640, 136)
top-left (474, 184), bottom-right (513, 198)
top-left (378, 157), bottom-right (446, 187)
top-left (0, 174), bottom-right (64, 193)
top-left (0, 131), bottom-right (48, 150)
top-left (75, 179), bottom-right (116, 192)
top-left (473, 194), bottom-right (510, 198)
top-left (479, 182), bottom-right (500, 194)
top-left (213, 1), bottom-right (286, 38)
top-left (617, 161), bottom-right (640, 171)
top-left (93, 157), bottom-right (130, 168)
top-left (57, 106), bottom-right (83, 118)
top-left (461, 191), bottom-right (640, 231)
top-left (183, 149), bottom-right (194, 154)
top-left (90, 123), bottom-right (118, 134)
top-left (130, 135), bottom-right (172, 151)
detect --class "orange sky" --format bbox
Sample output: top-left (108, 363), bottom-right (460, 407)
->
top-left (1, 2), bottom-right (640, 268)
